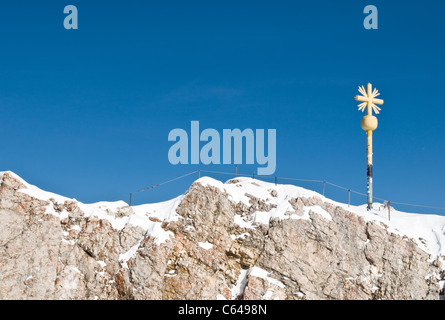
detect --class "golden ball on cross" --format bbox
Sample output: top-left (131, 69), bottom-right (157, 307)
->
top-left (361, 115), bottom-right (378, 131)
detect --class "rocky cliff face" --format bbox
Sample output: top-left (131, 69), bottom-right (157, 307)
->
top-left (0, 171), bottom-right (443, 300)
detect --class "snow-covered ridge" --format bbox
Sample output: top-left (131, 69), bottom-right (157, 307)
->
top-left (2, 171), bottom-right (445, 259)
top-left (190, 176), bottom-right (445, 259)
top-left (0, 171), bottom-right (184, 249)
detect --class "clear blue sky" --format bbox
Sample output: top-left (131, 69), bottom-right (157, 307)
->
top-left (0, 0), bottom-right (444, 214)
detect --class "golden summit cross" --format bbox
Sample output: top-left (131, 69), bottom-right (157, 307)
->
top-left (354, 83), bottom-right (384, 211)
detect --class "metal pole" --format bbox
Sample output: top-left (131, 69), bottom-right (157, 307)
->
top-left (198, 169), bottom-right (200, 178)
top-left (322, 181), bottom-right (326, 196)
top-left (275, 176), bottom-right (277, 186)
top-left (388, 201), bottom-right (391, 221)
top-left (235, 165), bottom-right (237, 177)
top-left (348, 189), bottom-right (351, 208)
top-left (367, 130), bottom-right (373, 211)
top-left (129, 193), bottom-right (132, 206)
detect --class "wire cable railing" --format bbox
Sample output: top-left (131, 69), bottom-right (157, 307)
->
top-left (105, 168), bottom-right (445, 218)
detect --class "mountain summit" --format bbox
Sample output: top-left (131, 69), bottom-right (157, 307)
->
top-left (0, 171), bottom-right (443, 300)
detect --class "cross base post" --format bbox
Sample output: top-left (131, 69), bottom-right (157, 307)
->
top-left (367, 165), bottom-right (373, 211)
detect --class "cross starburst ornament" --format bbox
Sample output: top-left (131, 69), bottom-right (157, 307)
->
top-left (355, 83), bottom-right (384, 115)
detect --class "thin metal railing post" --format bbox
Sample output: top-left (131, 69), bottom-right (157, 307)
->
top-left (388, 201), bottom-right (391, 221)
top-left (348, 189), bottom-right (351, 208)
top-left (323, 181), bottom-right (326, 196)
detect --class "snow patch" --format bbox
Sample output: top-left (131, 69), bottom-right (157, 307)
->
top-left (230, 233), bottom-right (250, 240)
top-left (249, 267), bottom-right (285, 288)
top-left (198, 242), bottom-right (213, 250)
top-left (234, 215), bottom-right (255, 229)
top-left (119, 240), bottom-right (142, 269)
top-left (231, 269), bottom-right (249, 299)
top-left (230, 266), bottom-right (285, 299)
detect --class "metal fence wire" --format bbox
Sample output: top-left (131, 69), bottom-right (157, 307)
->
top-left (105, 168), bottom-right (445, 219)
